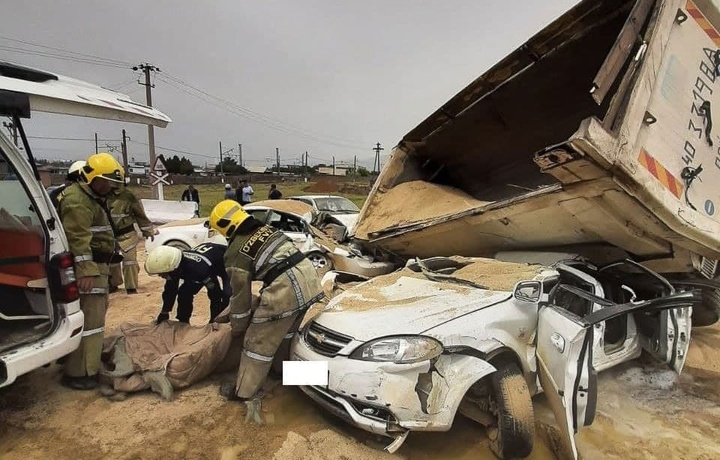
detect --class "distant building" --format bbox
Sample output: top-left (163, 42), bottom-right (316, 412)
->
top-left (245, 165), bottom-right (268, 174)
top-left (128, 162), bottom-right (150, 176)
top-left (318, 166), bottom-right (350, 176)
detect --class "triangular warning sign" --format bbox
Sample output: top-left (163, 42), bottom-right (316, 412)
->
top-left (152, 156), bottom-right (167, 172)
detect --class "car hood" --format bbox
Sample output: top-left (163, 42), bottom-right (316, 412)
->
top-left (312, 275), bottom-right (511, 341)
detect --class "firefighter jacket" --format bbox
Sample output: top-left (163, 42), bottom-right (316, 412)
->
top-left (58, 182), bottom-right (116, 278)
top-left (108, 186), bottom-right (154, 238)
top-left (160, 243), bottom-right (230, 312)
top-left (224, 218), bottom-right (323, 332)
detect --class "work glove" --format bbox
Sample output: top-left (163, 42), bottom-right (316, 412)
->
top-left (155, 311), bottom-right (170, 325)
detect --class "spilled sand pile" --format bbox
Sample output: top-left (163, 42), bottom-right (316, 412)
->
top-left (354, 180), bottom-right (490, 239)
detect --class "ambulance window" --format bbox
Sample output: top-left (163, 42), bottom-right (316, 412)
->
top-left (0, 148), bottom-right (43, 229)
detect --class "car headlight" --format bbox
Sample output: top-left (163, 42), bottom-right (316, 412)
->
top-left (350, 336), bottom-right (443, 364)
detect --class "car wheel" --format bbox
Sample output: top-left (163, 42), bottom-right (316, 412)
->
top-left (487, 362), bottom-right (535, 460)
top-left (306, 251), bottom-right (332, 277)
top-left (165, 240), bottom-right (191, 251)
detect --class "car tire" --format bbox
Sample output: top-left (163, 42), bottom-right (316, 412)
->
top-left (306, 251), bottom-right (332, 277)
top-left (488, 362), bottom-right (535, 460)
top-left (165, 240), bottom-right (191, 251)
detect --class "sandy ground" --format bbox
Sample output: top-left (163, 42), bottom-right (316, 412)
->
top-left (1, 241), bottom-right (720, 459)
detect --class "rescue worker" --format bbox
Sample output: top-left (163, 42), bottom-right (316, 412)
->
top-left (208, 200), bottom-right (323, 423)
top-left (49, 160), bottom-right (86, 208)
top-left (144, 242), bottom-right (231, 324)
top-left (58, 152), bottom-right (124, 390)
top-left (108, 183), bottom-right (158, 294)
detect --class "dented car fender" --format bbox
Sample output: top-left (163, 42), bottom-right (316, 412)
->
top-left (399, 353), bottom-right (497, 430)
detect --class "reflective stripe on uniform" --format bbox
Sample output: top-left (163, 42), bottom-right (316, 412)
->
top-left (284, 332), bottom-right (295, 339)
top-left (231, 311), bottom-right (252, 319)
top-left (251, 308), bottom-right (298, 324)
top-left (84, 287), bottom-right (108, 295)
top-left (74, 255), bottom-right (93, 263)
top-left (81, 326), bottom-right (105, 337)
top-left (244, 349), bottom-right (273, 362)
top-left (140, 226), bottom-right (153, 231)
top-left (123, 261), bottom-right (138, 266)
top-left (183, 252), bottom-right (212, 266)
top-left (254, 237), bottom-right (286, 272)
top-left (90, 225), bottom-right (113, 233)
top-left (111, 213), bottom-right (128, 219)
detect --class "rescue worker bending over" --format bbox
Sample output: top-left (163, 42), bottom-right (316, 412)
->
top-left (209, 200), bottom-right (323, 423)
top-left (145, 242), bottom-right (231, 324)
top-left (108, 183), bottom-right (158, 294)
top-left (58, 153), bottom-right (124, 390)
top-left (49, 160), bottom-right (85, 208)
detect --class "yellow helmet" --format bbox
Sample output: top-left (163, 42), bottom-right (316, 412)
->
top-left (209, 199), bottom-right (249, 237)
top-left (145, 246), bottom-right (183, 275)
top-left (81, 153), bottom-right (124, 184)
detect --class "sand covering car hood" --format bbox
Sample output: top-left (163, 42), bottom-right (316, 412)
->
top-left (313, 257), bottom-right (543, 340)
top-left (101, 321), bottom-right (233, 399)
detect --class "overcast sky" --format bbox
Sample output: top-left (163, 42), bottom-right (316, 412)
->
top-left (1, 0), bottom-right (578, 169)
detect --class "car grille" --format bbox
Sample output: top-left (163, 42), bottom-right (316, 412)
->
top-left (304, 321), bottom-right (353, 356)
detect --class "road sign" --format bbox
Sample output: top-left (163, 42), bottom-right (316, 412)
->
top-left (152, 156), bottom-right (167, 172)
top-left (150, 171), bottom-right (170, 186)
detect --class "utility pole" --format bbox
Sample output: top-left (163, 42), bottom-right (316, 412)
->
top-left (373, 142), bottom-right (384, 174)
top-left (95, 133), bottom-right (99, 154)
top-left (133, 63), bottom-right (161, 198)
top-left (219, 141), bottom-right (224, 177)
top-left (276, 147), bottom-right (280, 175)
top-left (354, 155), bottom-right (357, 174)
top-left (238, 143), bottom-right (243, 167)
top-left (121, 129), bottom-right (129, 177)
top-left (332, 156), bottom-right (336, 176)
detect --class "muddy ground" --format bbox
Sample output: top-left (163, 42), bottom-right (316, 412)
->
top-left (1, 241), bottom-right (720, 459)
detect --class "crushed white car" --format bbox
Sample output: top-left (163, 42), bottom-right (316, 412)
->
top-left (291, 255), bottom-right (698, 459)
top-left (289, 195), bottom-right (360, 234)
top-left (145, 200), bottom-right (332, 275)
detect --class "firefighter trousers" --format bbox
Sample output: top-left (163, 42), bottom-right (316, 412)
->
top-left (110, 233), bottom-right (140, 290)
top-left (233, 270), bottom-right (318, 399)
top-left (64, 264), bottom-right (110, 378)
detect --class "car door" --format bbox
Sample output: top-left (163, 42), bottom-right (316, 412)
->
top-left (598, 260), bottom-right (693, 374)
top-left (537, 286), bottom-right (699, 460)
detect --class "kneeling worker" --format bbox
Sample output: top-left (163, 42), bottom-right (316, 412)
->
top-left (208, 200), bottom-right (323, 422)
top-left (144, 242), bottom-right (230, 324)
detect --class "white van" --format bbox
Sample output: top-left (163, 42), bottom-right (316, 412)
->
top-left (0, 61), bottom-right (170, 387)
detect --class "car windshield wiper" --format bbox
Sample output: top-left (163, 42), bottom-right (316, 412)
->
top-left (415, 258), bottom-right (489, 290)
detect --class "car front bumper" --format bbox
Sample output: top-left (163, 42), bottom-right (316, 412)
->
top-left (291, 332), bottom-right (496, 437)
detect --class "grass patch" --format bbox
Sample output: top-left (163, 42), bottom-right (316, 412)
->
top-left (130, 182), bottom-right (368, 217)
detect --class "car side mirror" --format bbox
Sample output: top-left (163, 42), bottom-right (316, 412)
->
top-left (514, 281), bottom-right (541, 302)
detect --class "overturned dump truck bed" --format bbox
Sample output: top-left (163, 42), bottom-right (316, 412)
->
top-left (356, 0), bottom-right (720, 280)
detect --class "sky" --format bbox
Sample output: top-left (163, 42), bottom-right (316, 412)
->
top-left (1, 0), bottom-right (579, 170)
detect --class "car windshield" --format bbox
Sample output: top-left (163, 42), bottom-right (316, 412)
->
top-left (314, 197), bottom-right (359, 213)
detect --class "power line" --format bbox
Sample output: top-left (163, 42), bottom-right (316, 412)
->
top-left (128, 139), bottom-right (216, 160)
top-left (0, 46), bottom-right (129, 69)
top-left (157, 73), bottom-right (370, 151)
top-left (0, 36), bottom-right (133, 66)
top-left (27, 136), bottom-right (121, 142)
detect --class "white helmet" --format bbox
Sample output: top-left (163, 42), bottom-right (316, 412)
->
top-left (144, 246), bottom-right (183, 275)
top-left (225, 184), bottom-right (231, 189)
top-left (68, 160), bottom-right (86, 175)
